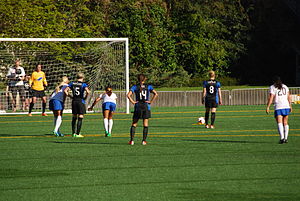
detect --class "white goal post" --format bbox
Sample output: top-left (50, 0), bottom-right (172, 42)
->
top-left (0, 38), bottom-right (130, 114)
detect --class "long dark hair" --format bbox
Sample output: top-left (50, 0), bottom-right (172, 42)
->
top-left (273, 76), bottom-right (283, 90)
top-left (137, 74), bottom-right (146, 92)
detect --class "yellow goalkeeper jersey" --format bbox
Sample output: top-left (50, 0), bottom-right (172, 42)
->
top-left (30, 71), bottom-right (47, 91)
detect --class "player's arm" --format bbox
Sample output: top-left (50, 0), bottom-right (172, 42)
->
top-left (88, 97), bottom-right (101, 111)
top-left (29, 73), bottom-right (33, 87)
top-left (218, 88), bottom-right (222, 105)
top-left (288, 91), bottom-right (292, 113)
top-left (202, 88), bottom-right (206, 104)
top-left (64, 86), bottom-right (73, 98)
top-left (148, 89), bottom-right (158, 104)
top-left (84, 87), bottom-right (90, 100)
top-left (266, 93), bottom-right (274, 114)
top-left (127, 91), bottom-right (137, 104)
top-left (43, 73), bottom-right (48, 87)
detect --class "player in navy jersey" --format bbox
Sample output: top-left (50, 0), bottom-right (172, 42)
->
top-left (64, 73), bottom-right (90, 137)
top-left (127, 74), bottom-right (158, 145)
top-left (202, 70), bottom-right (222, 129)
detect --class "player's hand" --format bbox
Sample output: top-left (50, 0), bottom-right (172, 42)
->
top-left (266, 107), bottom-right (269, 114)
top-left (145, 101), bottom-right (151, 104)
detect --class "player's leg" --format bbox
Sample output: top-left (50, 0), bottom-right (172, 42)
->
top-left (53, 110), bottom-right (63, 137)
top-left (76, 114), bottom-right (84, 136)
top-left (129, 119), bottom-right (139, 145)
top-left (283, 115), bottom-right (289, 143)
top-left (205, 107), bottom-right (210, 128)
top-left (210, 107), bottom-right (217, 129)
top-left (72, 114), bottom-right (78, 135)
top-left (142, 118), bottom-right (149, 145)
top-left (29, 96), bottom-right (37, 115)
top-left (275, 114), bottom-right (284, 143)
top-left (103, 109), bottom-right (110, 136)
top-left (41, 95), bottom-right (47, 116)
top-left (19, 87), bottom-right (26, 111)
top-left (108, 111), bottom-right (114, 136)
top-left (11, 87), bottom-right (17, 112)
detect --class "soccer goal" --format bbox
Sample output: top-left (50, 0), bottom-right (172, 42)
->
top-left (0, 38), bottom-right (130, 114)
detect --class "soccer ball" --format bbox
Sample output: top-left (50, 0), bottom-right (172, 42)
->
top-left (197, 117), bottom-right (205, 125)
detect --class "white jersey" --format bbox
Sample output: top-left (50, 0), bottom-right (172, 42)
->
top-left (99, 92), bottom-right (117, 104)
top-left (269, 84), bottom-right (290, 110)
top-left (6, 66), bottom-right (26, 86)
top-left (50, 84), bottom-right (69, 102)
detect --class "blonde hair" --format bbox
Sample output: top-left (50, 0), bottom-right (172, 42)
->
top-left (208, 70), bottom-right (215, 79)
top-left (55, 76), bottom-right (69, 92)
top-left (77, 72), bottom-right (85, 79)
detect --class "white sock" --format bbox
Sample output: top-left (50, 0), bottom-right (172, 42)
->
top-left (277, 123), bottom-right (284, 140)
top-left (284, 125), bottom-right (289, 140)
top-left (54, 116), bottom-right (62, 132)
top-left (108, 119), bottom-right (113, 134)
top-left (53, 116), bottom-right (57, 129)
top-left (104, 118), bottom-right (109, 132)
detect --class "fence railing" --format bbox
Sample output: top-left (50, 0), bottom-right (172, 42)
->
top-left (1, 87), bottom-right (299, 112)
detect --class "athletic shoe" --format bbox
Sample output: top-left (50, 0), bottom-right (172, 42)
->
top-left (28, 113), bottom-right (32, 117)
top-left (284, 139), bottom-right (288, 143)
top-left (279, 139), bottom-right (285, 144)
top-left (205, 124), bottom-right (210, 129)
top-left (73, 133), bottom-right (84, 138)
top-left (142, 141), bottom-right (147, 145)
top-left (107, 133), bottom-right (111, 137)
top-left (42, 113), bottom-right (48, 116)
top-left (105, 131), bottom-right (110, 137)
top-left (128, 141), bottom-right (134, 145)
top-left (53, 131), bottom-right (60, 137)
top-left (210, 125), bottom-right (215, 129)
top-left (57, 131), bottom-right (64, 137)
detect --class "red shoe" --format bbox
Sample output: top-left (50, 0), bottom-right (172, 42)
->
top-left (42, 113), bottom-right (48, 116)
top-left (142, 141), bottom-right (147, 145)
top-left (128, 141), bottom-right (134, 145)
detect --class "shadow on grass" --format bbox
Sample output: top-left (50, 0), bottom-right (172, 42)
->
top-left (51, 141), bottom-right (124, 145)
top-left (182, 139), bottom-right (268, 144)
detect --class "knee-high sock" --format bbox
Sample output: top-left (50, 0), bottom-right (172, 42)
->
top-left (130, 126), bottom-right (136, 141)
top-left (103, 118), bottom-right (109, 132)
top-left (54, 116), bottom-right (62, 132)
top-left (143, 126), bottom-right (148, 141)
top-left (77, 117), bottom-right (83, 134)
top-left (108, 119), bottom-right (113, 133)
top-left (29, 102), bottom-right (34, 113)
top-left (284, 125), bottom-right (289, 140)
top-left (205, 112), bottom-right (209, 125)
top-left (211, 112), bottom-right (216, 125)
top-left (53, 116), bottom-right (57, 130)
top-left (42, 102), bottom-right (46, 113)
top-left (72, 116), bottom-right (77, 134)
top-left (277, 123), bottom-right (284, 140)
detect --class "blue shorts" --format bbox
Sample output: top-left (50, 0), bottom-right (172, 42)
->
top-left (274, 108), bottom-right (290, 117)
top-left (49, 99), bottom-right (64, 111)
top-left (102, 102), bottom-right (116, 112)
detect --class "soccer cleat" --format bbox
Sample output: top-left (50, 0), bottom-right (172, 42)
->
top-left (279, 139), bottom-right (285, 144)
top-left (210, 125), bottom-right (215, 129)
top-left (205, 124), bottom-right (210, 129)
top-left (73, 133), bottom-right (84, 138)
top-left (107, 133), bottom-right (111, 137)
top-left (105, 131), bottom-right (111, 137)
top-left (284, 139), bottom-right (288, 143)
top-left (128, 141), bottom-right (134, 145)
top-left (142, 141), bottom-right (147, 145)
top-left (28, 113), bottom-right (32, 117)
top-left (57, 131), bottom-right (64, 137)
top-left (42, 113), bottom-right (48, 116)
top-left (53, 131), bottom-right (60, 137)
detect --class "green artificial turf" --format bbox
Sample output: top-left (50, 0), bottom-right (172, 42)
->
top-left (0, 105), bottom-right (299, 201)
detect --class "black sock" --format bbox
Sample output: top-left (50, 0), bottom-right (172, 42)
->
top-left (211, 112), bottom-right (216, 125)
top-left (143, 126), bottom-right (148, 141)
top-left (42, 102), bottom-right (46, 113)
top-left (205, 112), bottom-right (209, 125)
top-left (29, 102), bottom-right (34, 113)
top-left (77, 117), bottom-right (83, 134)
top-left (72, 116), bottom-right (77, 134)
top-left (130, 126), bottom-right (136, 141)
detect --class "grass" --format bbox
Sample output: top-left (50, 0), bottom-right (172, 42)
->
top-left (0, 105), bottom-right (299, 201)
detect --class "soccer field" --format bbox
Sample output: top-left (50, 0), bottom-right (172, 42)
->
top-left (0, 105), bottom-right (300, 201)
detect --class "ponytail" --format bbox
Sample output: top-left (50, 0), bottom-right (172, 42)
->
top-left (273, 76), bottom-right (282, 90)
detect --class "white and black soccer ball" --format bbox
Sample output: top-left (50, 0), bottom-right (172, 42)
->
top-left (198, 117), bottom-right (205, 124)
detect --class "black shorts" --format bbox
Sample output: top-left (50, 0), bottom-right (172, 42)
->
top-left (133, 102), bottom-right (151, 119)
top-left (31, 89), bottom-right (46, 98)
top-left (205, 99), bottom-right (218, 108)
top-left (72, 101), bottom-right (86, 115)
top-left (9, 86), bottom-right (25, 98)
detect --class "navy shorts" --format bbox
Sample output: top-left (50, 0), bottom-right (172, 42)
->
top-left (72, 101), bottom-right (86, 115)
top-left (31, 89), bottom-right (46, 98)
top-left (274, 108), bottom-right (290, 117)
top-left (102, 102), bottom-right (116, 112)
top-left (49, 99), bottom-right (64, 111)
top-left (205, 99), bottom-right (218, 108)
top-left (133, 102), bottom-right (151, 119)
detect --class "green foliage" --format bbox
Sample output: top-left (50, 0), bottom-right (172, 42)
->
top-left (0, 0), bottom-right (253, 87)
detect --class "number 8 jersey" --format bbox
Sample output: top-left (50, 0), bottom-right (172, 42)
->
top-left (269, 84), bottom-right (290, 110)
top-left (203, 79), bottom-right (221, 103)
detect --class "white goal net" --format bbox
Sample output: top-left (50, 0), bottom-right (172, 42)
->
top-left (0, 38), bottom-right (129, 114)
